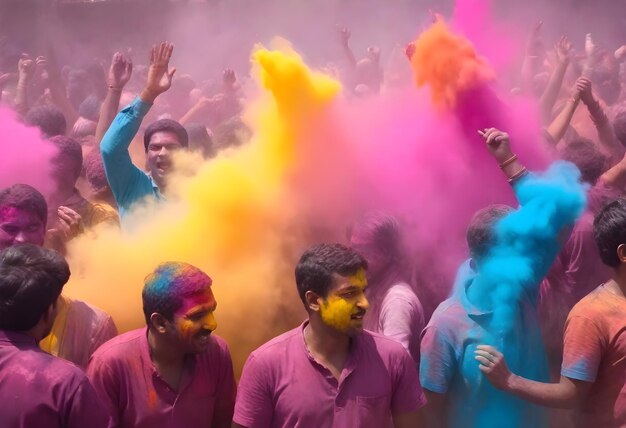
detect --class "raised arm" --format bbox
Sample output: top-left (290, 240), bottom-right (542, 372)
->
top-left (41, 48), bottom-right (80, 129)
top-left (338, 26), bottom-right (357, 71)
top-left (100, 42), bottom-right (175, 209)
top-left (545, 77), bottom-right (585, 144)
top-left (520, 21), bottom-right (544, 93)
top-left (577, 77), bottom-right (624, 161)
top-left (95, 52), bottom-right (133, 144)
top-left (14, 54), bottom-right (35, 116)
top-left (539, 37), bottom-right (571, 125)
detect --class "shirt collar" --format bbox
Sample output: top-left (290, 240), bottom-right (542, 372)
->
top-left (0, 329), bottom-right (39, 348)
top-left (456, 260), bottom-right (493, 319)
top-left (299, 320), bottom-right (362, 383)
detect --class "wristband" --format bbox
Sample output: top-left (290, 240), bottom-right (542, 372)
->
top-left (508, 167), bottom-right (528, 184)
top-left (499, 154), bottom-right (518, 169)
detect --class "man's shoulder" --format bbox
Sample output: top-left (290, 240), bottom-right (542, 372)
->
top-left (90, 328), bottom-right (144, 361)
top-left (248, 326), bottom-right (302, 362)
top-left (18, 346), bottom-right (88, 385)
top-left (362, 329), bottom-right (411, 355)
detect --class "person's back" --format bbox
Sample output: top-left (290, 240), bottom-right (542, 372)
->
top-left (0, 330), bottom-right (105, 427)
top-left (0, 244), bottom-right (108, 428)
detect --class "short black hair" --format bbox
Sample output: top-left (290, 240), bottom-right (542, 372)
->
top-left (0, 184), bottom-right (48, 227)
top-left (49, 135), bottom-right (83, 180)
top-left (466, 205), bottom-right (513, 261)
top-left (559, 138), bottom-right (608, 185)
top-left (295, 243), bottom-right (367, 306)
top-left (0, 244), bottom-right (70, 331)
top-left (594, 198), bottom-right (626, 268)
top-left (24, 105), bottom-right (67, 138)
top-left (143, 119), bottom-right (189, 152)
top-left (614, 111), bottom-right (626, 148)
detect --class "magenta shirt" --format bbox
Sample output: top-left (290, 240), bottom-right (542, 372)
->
top-left (233, 322), bottom-right (426, 428)
top-left (0, 330), bottom-right (108, 428)
top-left (86, 328), bottom-right (236, 428)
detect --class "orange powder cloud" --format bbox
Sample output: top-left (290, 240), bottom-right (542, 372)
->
top-left (410, 19), bottom-right (495, 109)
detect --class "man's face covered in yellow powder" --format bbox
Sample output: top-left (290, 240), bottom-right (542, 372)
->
top-left (319, 268), bottom-right (370, 336)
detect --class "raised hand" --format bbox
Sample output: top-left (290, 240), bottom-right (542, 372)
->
top-left (526, 21), bottom-right (544, 56)
top-left (141, 42), bottom-right (175, 103)
top-left (56, 206), bottom-right (85, 241)
top-left (574, 76), bottom-right (593, 103)
top-left (555, 36), bottom-right (572, 65)
top-left (479, 127), bottom-right (513, 163)
top-left (222, 68), bottom-right (236, 88)
top-left (18, 53), bottom-right (36, 81)
top-left (108, 52), bottom-right (133, 90)
top-left (338, 26), bottom-right (351, 45)
top-left (585, 33), bottom-right (595, 58)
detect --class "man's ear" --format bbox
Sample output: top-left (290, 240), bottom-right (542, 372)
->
top-left (149, 313), bottom-right (170, 334)
top-left (42, 301), bottom-right (57, 325)
top-left (617, 244), bottom-right (626, 264)
top-left (304, 290), bottom-right (323, 313)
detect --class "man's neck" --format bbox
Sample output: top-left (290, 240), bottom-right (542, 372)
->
top-left (304, 317), bottom-right (351, 376)
top-left (147, 329), bottom-right (184, 367)
top-left (610, 270), bottom-right (626, 297)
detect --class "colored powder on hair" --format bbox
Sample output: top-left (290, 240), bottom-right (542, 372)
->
top-left (63, 42), bottom-right (344, 376)
top-left (0, 107), bottom-right (58, 197)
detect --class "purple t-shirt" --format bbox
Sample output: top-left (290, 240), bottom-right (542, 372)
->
top-left (86, 328), bottom-right (236, 428)
top-left (233, 322), bottom-right (425, 428)
top-left (0, 330), bottom-right (108, 428)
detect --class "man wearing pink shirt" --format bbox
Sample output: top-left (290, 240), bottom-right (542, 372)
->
top-left (233, 243), bottom-right (425, 428)
top-left (87, 262), bottom-right (236, 428)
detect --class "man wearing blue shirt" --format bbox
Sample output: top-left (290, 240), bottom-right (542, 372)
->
top-left (100, 42), bottom-right (188, 223)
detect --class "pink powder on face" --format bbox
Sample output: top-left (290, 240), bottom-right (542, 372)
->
top-left (0, 107), bottom-right (58, 197)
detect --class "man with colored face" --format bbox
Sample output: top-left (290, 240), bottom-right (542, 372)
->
top-left (0, 184), bottom-right (117, 368)
top-left (100, 42), bottom-right (189, 225)
top-left (86, 262), bottom-right (236, 428)
top-left (233, 243), bottom-right (425, 428)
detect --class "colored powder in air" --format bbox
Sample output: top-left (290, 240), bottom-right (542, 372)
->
top-left (63, 43), bottom-right (345, 375)
top-left (410, 19), bottom-right (495, 110)
top-left (0, 107), bottom-right (58, 197)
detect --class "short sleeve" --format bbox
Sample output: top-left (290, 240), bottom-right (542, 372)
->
top-left (379, 289), bottom-right (424, 354)
top-left (390, 346), bottom-right (426, 414)
top-left (419, 326), bottom-right (457, 393)
top-left (233, 353), bottom-right (274, 428)
top-left (561, 315), bottom-right (605, 382)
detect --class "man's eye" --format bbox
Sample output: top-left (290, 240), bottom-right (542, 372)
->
top-left (1, 226), bottom-right (18, 235)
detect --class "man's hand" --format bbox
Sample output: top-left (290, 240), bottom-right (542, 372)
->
top-left (555, 36), bottom-right (572, 65)
top-left (56, 206), bottom-right (85, 241)
top-left (338, 26), bottom-right (351, 46)
top-left (475, 345), bottom-right (514, 390)
top-left (574, 76), bottom-right (593, 104)
top-left (18, 54), bottom-right (36, 82)
top-left (585, 33), bottom-right (595, 58)
top-left (108, 52), bottom-right (133, 90)
top-left (140, 42), bottom-right (175, 103)
top-left (479, 128), bottom-right (513, 163)
top-left (222, 68), bottom-right (236, 89)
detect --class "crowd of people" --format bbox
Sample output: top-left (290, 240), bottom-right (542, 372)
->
top-left (1, 2), bottom-right (626, 427)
